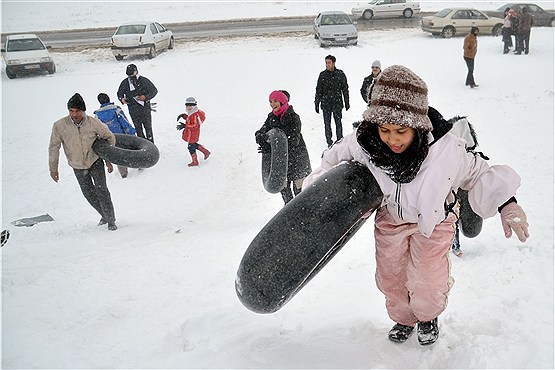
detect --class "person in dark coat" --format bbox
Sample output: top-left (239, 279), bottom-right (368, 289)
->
top-left (255, 90), bottom-right (312, 205)
top-left (360, 60), bottom-right (381, 104)
top-left (515, 6), bottom-right (533, 55)
top-left (117, 64), bottom-right (158, 143)
top-left (315, 55), bottom-right (350, 147)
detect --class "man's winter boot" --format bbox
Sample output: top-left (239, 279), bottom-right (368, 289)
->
top-left (188, 153), bottom-right (199, 167)
top-left (417, 318), bottom-right (439, 346)
top-left (198, 145), bottom-right (211, 160)
top-left (388, 323), bottom-right (415, 343)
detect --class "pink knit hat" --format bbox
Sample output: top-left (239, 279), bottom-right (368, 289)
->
top-left (363, 65), bottom-right (432, 131)
top-left (269, 90), bottom-right (288, 105)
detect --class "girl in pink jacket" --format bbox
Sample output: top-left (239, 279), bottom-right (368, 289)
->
top-left (303, 65), bottom-right (529, 346)
top-left (176, 97), bottom-right (211, 167)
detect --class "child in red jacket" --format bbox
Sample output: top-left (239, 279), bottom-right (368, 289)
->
top-left (176, 97), bottom-right (211, 167)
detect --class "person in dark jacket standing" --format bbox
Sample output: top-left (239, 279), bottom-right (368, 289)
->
top-left (315, 55), bottom-right (350, 147)
top-left (515, 6), bottom-right (533, 55)
top-left (255, 90), bottom-right (312, 205)
top-left (49, 93), bottom-right (118, 231)
top-left (117, 64), bottom-right (158, 143)
top-left (360, 60), bottom-right (381, 104)
top-left (463, 26), bottom-right (479, 88)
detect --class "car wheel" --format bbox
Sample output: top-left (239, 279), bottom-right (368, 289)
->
top-left (168, 37), bottom-right (174, 50)
top-left (5, 68), bottom-right (16, 79)
top-left (47, 64), bottom-right (56, 74)
top-left (492, 24), bottom-right (503, 36)
top-left (441, 26), bottom-right (455, 38)
top-left (550, 17), bottom-right (555, 27)
top-left (403, 9), bottom-right (413, 18)
top-left (115, 55), bottom-right (124, 61)
top-left (363, 10), bottom-right (373, 20)
top-left (147, 45), bottom-right (156, 59)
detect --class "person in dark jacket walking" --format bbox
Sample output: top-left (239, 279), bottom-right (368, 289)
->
top-left (515, 6), bottom-right (533, 55)
top-left (255, 90), bottom-right (312, 204)
top-left (463, 27), bottom-right (479, 88)
top-left (94, 93), bottom-right (137, 178)
top-left (360, 60), bottom-right (381, 104)
top-left (117, 64), bottom-right (158, 143)
top-left (315, 55), bottom-right (350, 147)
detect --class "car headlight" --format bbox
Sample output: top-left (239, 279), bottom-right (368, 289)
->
top-left (7, 60), bottom-right (20, 65)
top-left (40, 57), bottom-right (52, 62)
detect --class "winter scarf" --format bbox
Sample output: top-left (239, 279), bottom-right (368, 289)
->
top-left (187, 105), bottom-right (199, 115)
top-left (356, 120), bottom-right (429, 183)
top-left (272, 103), bottom-right (289, 119)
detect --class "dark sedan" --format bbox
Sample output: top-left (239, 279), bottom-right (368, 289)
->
top-left (485, 3), bottom-right (555, 27)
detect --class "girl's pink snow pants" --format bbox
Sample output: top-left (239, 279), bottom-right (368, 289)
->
top-left (374, 207), bottom-right (456, 327)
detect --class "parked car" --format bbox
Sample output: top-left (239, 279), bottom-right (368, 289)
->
top-left (111, 21), bottom-right (174, 60)
top-left (313, 11), bottom-right (358, 47)
top-left (485, 3), bottom-right (555, 27)
top-left (421, 8), bottom-right (504, 38)
top-left (352, 0), bottom-right (421, 20)
top-left (1, 34), bottom-right (55, 79)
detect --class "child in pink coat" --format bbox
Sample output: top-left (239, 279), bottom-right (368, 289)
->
top-left (176, 97), bottom-right (210, 167)
top-left (303, 65), bottom-right (529, 346)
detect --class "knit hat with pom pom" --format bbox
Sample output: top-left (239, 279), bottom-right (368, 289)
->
top-left (363, 65), bottom-right (432, 131)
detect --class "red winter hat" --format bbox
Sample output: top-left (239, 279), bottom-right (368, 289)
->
top-left (269, 90), bottom-right (288, 105)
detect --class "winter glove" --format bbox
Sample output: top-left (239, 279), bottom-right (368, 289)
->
top-left (255, 131), bottom-right (269, 145)
top-left (257, 145), bottom-right (270, 154)
top-left (176, 123), bottom-right (186, 130)
top-left (315, 103), bottom-right (320, 114)
top-left (500, 202), bottom-right (529, 242)
top-left (345, 102), bottom-right (350, 111)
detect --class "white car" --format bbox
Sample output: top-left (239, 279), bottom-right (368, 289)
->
top-left (1, 34), bottom-right (56, 79)
top-left (352, 0), bottom-right (421, 20)
top-left (314, 11), bottom-right (358, 47)
top-left (111, 21), bottom-right (174, 60)
top-left (421, 8), bottom-right (504, 38)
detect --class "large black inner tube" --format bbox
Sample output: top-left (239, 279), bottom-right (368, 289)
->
top-left (237, 162), bottom-right (383, 314)
top-left (457, 189), bottom-right (483, 238)
top-left (93, 134), bottom-right (160, 169)
top-left (261, 128), bottom-right (288, 194)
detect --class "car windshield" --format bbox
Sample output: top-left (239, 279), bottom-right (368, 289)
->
top-left (321, 14), bottom-right (353, 25)
top-left (7, 38), bottom-right (45, 52)
top-left (115, 25), bottom-right (147, 35)
top-left (435, 9), bottom-right (452, 18)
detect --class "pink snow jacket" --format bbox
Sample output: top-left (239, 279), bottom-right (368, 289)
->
top-left (303, 132), bottom-right (521, 237)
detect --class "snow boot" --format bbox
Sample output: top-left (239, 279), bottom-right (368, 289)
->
top-left (98, 218), bottom-right (108, 226)
top-left (188, 153), bottom-right (199, 167)
top-left (388, 323), bottom-right (415, 343)
top-left (108, 222), bottom-right (118, 231)
top-left (198, 145), bottom-right (211, 160)
top-left (417, 318), bottom-right (439, 346)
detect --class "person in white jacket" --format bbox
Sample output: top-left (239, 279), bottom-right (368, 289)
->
top-left (303, 65), bottom-right (529, 346)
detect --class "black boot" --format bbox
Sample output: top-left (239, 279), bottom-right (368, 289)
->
top-left (280, 186), bottom-right (294, 205)
top-left (417, 318), bottom-right (439, 345)
top-left (388, 323), bottom-right (414, 343)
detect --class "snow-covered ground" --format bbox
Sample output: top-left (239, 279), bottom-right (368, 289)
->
top-left (2, 2), bottom-right (554, 369)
